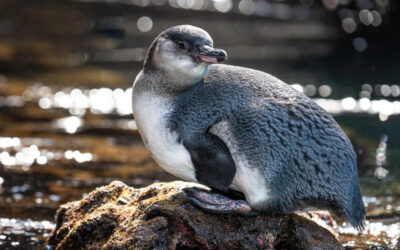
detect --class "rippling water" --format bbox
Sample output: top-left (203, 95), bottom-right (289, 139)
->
top-left (0, 0), bottom-right (399, 248)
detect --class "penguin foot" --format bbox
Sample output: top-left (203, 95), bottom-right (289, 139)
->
top-left (185, 187), bottom-right (260, 216)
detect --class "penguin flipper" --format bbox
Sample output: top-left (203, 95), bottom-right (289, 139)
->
top-left (183, 133), bottom-right (236, 191)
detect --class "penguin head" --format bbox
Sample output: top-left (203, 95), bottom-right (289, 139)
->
top-left (144, 25), bottom-right (227, 87)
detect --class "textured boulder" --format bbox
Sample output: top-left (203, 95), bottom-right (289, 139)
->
top-left (48, 181), bottom-right (343, 249)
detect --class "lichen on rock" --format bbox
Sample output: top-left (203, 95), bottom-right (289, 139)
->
top-left (48, 181), bottom-right (343, 249)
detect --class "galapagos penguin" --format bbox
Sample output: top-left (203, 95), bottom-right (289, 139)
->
top-left (132, 25), bottom-right (366, 228)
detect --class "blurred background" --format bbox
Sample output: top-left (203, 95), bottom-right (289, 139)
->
top-left (0, 0), bottom-right (399, 248)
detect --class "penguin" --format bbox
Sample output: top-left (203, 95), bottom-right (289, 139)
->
top-left (132, 25), bottom-right (366, 228)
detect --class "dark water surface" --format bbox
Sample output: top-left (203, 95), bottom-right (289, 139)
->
top-left (0, 0), bottom-right (399, 248)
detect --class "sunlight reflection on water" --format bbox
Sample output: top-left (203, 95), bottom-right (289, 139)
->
top-left (64, 150), bottom-right (93, 163)
top-left (54, 116), bottom-right (83, 134)
top-left (26, 85), bottom-right (133, 116)
top-left (18, 83), bottom-right (400, 122)
top-left (0, 137), bottom-right (95, 169)
top-left (340, 221), bottom-right (400, 248)
top-left (0, 218), bottom-right (54, 247)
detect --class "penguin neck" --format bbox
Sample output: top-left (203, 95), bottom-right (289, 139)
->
top-left (140, 66), bottom-right (205, 97)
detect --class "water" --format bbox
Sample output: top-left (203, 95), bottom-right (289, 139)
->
top-left (0, 0), bottom-right (399, 248)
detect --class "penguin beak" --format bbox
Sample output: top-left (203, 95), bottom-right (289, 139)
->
top-left (197, 45), bottom-right (228, 64)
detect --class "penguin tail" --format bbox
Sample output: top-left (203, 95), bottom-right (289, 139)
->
top-left (344, 182), bottom-right (366, 230)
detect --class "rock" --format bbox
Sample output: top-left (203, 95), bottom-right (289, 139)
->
top-left (48, 181), bottom-right (343, 249)
top-left (295, 211), bottom-right (339, 239)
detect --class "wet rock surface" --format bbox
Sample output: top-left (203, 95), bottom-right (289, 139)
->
top-left (48, 181), bottom-right (343, 249)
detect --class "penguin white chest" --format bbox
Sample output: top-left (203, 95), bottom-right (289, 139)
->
top-left (132, 92), bottom-right (197, 182)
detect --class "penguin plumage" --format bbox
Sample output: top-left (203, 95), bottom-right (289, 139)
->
top-left (132, 25), bottom-right (366, 228)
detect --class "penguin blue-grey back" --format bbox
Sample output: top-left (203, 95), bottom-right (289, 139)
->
top-left (132, 25), bottom-right (366, 228)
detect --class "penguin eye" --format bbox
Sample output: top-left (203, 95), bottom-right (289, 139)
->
top-left (178, 41), bottom-right (188, 50)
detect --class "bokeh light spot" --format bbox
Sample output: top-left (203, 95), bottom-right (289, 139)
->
top-left (319, 85), bottom-right (332, 97)
top-left (359, 9), bottom-right (373, 26)
top-left (304, 84), bottom-right (317, 96)
top-left (137, 16), bottom-right (153, 32)
top-left (322, 0), bottom-right (338, 10)
top-left (238, 0), bottom-right (256, 15)
top-left (371, 10), bottom-right (382, 27)
top-left (342, 17), bottom-right (357, 33)
top-left (341, 97), bottom-right (356, 111)
top-left (213, 0), bottom-right (232, 13)
top-left (353, 37), bottom-right (367, 52)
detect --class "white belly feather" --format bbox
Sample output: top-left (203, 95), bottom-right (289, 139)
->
top-left (132, 92), bottom-right (197, 182)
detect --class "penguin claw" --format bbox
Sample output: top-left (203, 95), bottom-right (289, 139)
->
top-left (185, 188), bottom-right (260, 216)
